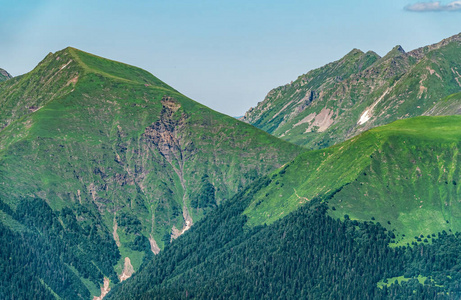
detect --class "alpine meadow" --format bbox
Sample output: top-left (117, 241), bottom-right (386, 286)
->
top-left (1, 10), bottom-right (461, 299)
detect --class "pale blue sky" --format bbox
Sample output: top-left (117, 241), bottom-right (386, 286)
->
top-left (1, 0), bottom-right (461, 116)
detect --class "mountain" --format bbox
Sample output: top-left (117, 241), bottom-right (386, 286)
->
top-left (108, 116), bottom-right (461, 299)
top-left (242, 33), bottom-right (461, 149)
top-left (243, 116), bottom-right (461, 244)
top-left (0, 68), bottom-right (12, 81)
top-left (0, 48), bottom-right (301, 299)
top-left (425, 91), bottom-right (461, 116)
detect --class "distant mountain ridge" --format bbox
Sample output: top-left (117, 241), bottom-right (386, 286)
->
top-left (242, 33), bottom-right (461, 149)
top-left (0, 68), bottom-right (12, 81)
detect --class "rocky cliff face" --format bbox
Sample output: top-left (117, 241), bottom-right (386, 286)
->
top-left (0, 68), bottom-right (12, 82)
top-left (242, 33), bottom-right (461, 149)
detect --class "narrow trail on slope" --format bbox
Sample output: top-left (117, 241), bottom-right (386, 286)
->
top-left (294, 188), bottom-right (309, 203)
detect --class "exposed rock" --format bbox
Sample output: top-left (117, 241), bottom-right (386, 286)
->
top-left (293, 113), bottom-right (316, 128)
top-left (306, 108), bottom-right (334, 132)
top-left (143, 96), bottom-right (186, 163)
top-left (358, 87), bottom-right (392, 125)
top-left (93, 277), bottom-right (110, 300)
top-left (0, 68), bottom-right (12, 81)
top-left (119, 257), bottom-right (134, 282)
top-left (171, 207), bottom-right (194, 241)
top-left (149, 235), bottom-right (161, 254)
top-left (144, 96), bottom-right (196, 240)
top-left (113, 214), bottom-right (121, 247)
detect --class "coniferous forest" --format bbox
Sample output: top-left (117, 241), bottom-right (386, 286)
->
top-left (107, 178), bottom-right (461, 299)
top-left (0, 198), bottom-right (121, 299)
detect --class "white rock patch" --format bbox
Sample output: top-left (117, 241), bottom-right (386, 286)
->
top-left (357, 88), bottom-right (391, 125)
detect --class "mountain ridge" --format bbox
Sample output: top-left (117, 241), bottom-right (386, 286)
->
top-left (0, 47), bottom-right (302, 299)
top-left (0, 68), bottom-right (12, 82)
top-left (242, 32), bottom-right (461, 149)
top-left (2, 34), bottom-right (461, 298)
top-left (243, 115), bottom-right (461, 245)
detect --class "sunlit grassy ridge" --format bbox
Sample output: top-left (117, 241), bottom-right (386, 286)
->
top-left (67, 47), bottom-right (177, 90)
top-left (244, 116), bottom-right (461, 244)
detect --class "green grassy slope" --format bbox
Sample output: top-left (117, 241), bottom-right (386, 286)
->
top-left (106, 116), bottom-right (461, 298)
top-left (0, 47), bottom-right (302, 298)
top-left (242, 33), bottom-right (461, 149)
top-left (243, 116), bottom-right (461, 245)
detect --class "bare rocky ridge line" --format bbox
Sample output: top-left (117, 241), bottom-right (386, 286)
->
top-left (242, 32), bottom-right (461, 149)
top-left (407, 32), bottom-right (461, 59)
top-left (0, 68), bottom-right (12, 80)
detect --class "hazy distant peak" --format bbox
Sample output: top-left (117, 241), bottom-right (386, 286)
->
top-left (365, 50), bottom-right (381, 59)
top-left (0, 68), bottom-right (12, 81)
top-left (345, 48), bottom-right (365, 56)
top-left (393, 45), bottom-right (406, 54)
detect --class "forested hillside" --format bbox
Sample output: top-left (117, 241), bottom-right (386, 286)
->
top-left (108, 178), bottom-right (461, 299)
top-left (108, 116), bottom-right (461, 299)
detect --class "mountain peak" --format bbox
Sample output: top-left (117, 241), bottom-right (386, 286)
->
top-left (243, 33), bottom-right (461, 149)
top-left (0, 68), bottom-right (12, 82)
top-left (0, 47), bottom-right (178, 134)
top-left (37, 47), bottom-right (178, 93)
top-left (393, 45), bottom-right (405, 53)
top-left (379, 45), bottom-right (406, 62)
top-left (345, 48), bottom-right (364, 57)
top-left (365, 50), bottom-right (381, 58)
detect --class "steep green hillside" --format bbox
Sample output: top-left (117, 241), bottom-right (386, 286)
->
top-left (108, 117), bottom-right (461, 299)
top-left (425, 91), bottom-right (461, 116)
top-left (0, 48), bottom-right (301, 298)
top-left (243, 116), bottom-right (461, 245)
top-left (0, 68), bottom-right (12, 82)
top-left (242, 33), bottom-right (461, 149)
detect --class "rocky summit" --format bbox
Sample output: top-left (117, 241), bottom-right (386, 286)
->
top-left (242, 33), bottom-right (461, 149)
top-left (0, 68), bottom-right (12, 82)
